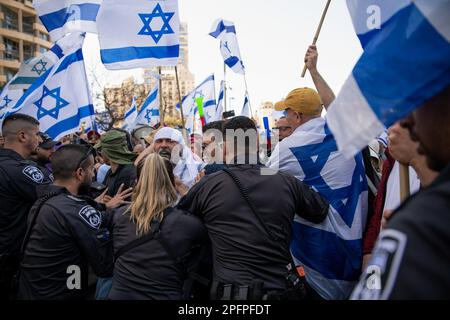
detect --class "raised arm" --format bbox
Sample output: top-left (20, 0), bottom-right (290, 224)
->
top-left (304, 45), bottom-right (335, 110)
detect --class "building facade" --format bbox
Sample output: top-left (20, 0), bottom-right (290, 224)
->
top-left (0, 0), bottom-right (52, 89)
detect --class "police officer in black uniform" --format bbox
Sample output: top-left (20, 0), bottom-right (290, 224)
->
top-left (351, 86), bottom-right (450, 300)
top-left (178, 117), bottom-right (329, 300)
top-left (0, 114), bottom-right (52, 299)
top-left (17, 144), bottom-right (131, 300)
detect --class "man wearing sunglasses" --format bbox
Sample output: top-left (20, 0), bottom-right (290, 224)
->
top-left (17, 144), bottom-right (131, 300)
top-left (273, 117), bottom-right (293, 142)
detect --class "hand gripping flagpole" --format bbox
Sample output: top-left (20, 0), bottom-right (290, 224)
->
top-left (301, 0), bottom-right (332, 78)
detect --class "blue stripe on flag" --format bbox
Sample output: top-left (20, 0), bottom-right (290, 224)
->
top-left (50, 44), bottom-right (64, 59)
top-left (100, 45), bottom-right (180, 64)
top-left (139, 89), bottom-right (158, 114)
top-left (224, 56), bottom-right (239, 68)
top-left (13, 66), bottom-right (54, 109)
top-left (55, 49), bottom-right (84, 74)
top-left (291, 222), bottom-right (362, 281)
top-left (40, 3), bottom-right (100, 32)
top-left (353, 3), bottom-right (450, 127)
top-left (10, 77), bottom-right (38, 85)
top-left (209, 21), bottom-right (236, 38)
top-left (46, 104), bottom-right (94, 139)
top-left (203, 100), bottom-right (216, 108)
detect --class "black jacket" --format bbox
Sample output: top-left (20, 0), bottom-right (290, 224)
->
top-left (0, 149), bottom-right (52, 257)
top-left (109, 206), bottom-right (209, 300)
top-left (17, 185), bottom-right (113, 300)
top-left (178, 164), bottom-right (329, 292)
top-left (351, 163), bottom-right (450, 300)
top-left (104, 164), bottom-right (136, 198)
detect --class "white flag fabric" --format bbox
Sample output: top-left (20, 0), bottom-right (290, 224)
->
top-left (97, 0), bottom-right (180, 70)
top-left (12, 37), bottom-right (95, 141)
top-left (240, 93), bottom-right (250, 117)
top-left (33, 0), bottom-right (101, 42)
top-left (122, 97), bottom-right (138, 131)
top-left (179, 74), bottom-right (216, 133)
top-left (214, 80), bottom-right (225, 121)
top-left (209, 19), bottom-right (245, 75)
top-left (327, 0), bottom-right (450, 158)
top-left (9, 33), bottom-right (86, 91)
top-left (135, 85), bottom-right (160, 127)
top-left (0, 83), bottom-right (24, 128)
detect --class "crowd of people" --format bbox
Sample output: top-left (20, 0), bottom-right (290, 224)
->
top-left (0, 46), bottom-right (449, 300)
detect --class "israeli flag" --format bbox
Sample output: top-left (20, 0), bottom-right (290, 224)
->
top-left (327, 0), bottom-right (450, 157)
top-left (33, 0), bottom-right (101, 42)
top-left (97, 0), bottom-right (180, 70)
top-left (12, 37), bottom-right (95, 141)
top-left (215, 80), bottom-right (225, 121)
top-left (267, 118), bottom-right (368, 299)
top-left (180, 74), bottom-right (216, 131)
top-left (122, 97), bottom-right (138, 131)
top-left (209, 19), bottom-right (245, 75)
top-left (9, 33), bottom-right (86, 91)
top-left (0, 83), bottom-right (24, 128)
top-left (240, 93), bottom-right (250, 117)
top-left (136, 85), bottom-right (159, 127)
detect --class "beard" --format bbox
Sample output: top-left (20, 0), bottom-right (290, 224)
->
top-left (78, 176), bottom-right (92, 195)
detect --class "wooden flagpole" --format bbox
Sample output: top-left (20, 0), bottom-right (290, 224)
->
top-left (301, 0), bottom-right (332, 78)
top-left (158, 67), bottom-right (164, 126)
top-left (175, 66), bottom-right (188, 141)
top-left (399, 164), bottom-right (411, 202)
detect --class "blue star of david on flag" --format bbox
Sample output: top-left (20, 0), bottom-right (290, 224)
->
top-left (138, 3), bottom-right (175, 44)
top-left (144, 108), bottom-right (159, 123)
top-left (0, 95), bottom-right (13, 110)
top-left (33, 85), bottom-right (70, 120)
top-left (289, 125), bottom-right (367, 228)
top-left (31, 59), bottom-right (48, 76)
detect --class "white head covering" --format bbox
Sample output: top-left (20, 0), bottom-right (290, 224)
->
top-left (154, 127), bottom-right (203, 187)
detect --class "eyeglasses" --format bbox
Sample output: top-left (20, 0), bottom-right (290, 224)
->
top-left (76, 145), bottom-right (93, 170)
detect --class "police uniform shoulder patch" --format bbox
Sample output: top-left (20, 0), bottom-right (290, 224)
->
top-left (22, 165), bottom-right (44, 183)
top-left (78, 205), bottom-right (102, 229)
top-left (350, 229), bottom-right (408, 300)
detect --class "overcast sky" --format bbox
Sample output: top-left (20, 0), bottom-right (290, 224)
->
top-left (84, 0), bottom-right (363, 115)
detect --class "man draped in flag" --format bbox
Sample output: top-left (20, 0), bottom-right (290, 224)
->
top-left (135, 85), bottom-right (160, 128)
top-left (327, 0), bottom-right (450, 158)
top-left (12, 34), bottom-right (95, 141)
top-left (267, 46), bottom-right (368, 300)
top-left (180, 74), bottom-right (216, 133)
top-left (33, 0), bottom-right (101, 42)
top-left (97, 0), bottom-right (180, 70)
top-left (209, 19), bottom-right (245, 75)
top-left (122, 97), bottom-right (138, 131)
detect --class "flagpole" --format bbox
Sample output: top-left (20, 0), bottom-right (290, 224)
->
top-left (158, 67), bottom-right (164, 126)
top-left (175, 66), bottom-right (188, 140)
top-left (399, 164), bottom-right (411, 202)
top-left (243, 74), bottom-right (253, 118)
top-left (301, 0), bottom-right (332, 78)
top-left (223, 63), bottom-right (227, 113)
